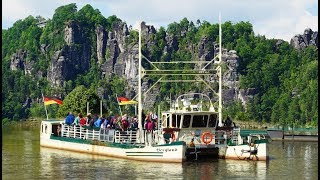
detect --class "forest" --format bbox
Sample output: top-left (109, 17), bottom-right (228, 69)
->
top-left (2, 4), bottom-right (318, 127)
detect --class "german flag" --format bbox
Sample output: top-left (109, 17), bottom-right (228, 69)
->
top-left (117, 97), bottom-right (138, 105)
top-left (44, 97), bottom-right (63, 106)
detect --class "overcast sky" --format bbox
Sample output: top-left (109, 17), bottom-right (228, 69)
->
top-left (2, 0), bottom-right (318, 42)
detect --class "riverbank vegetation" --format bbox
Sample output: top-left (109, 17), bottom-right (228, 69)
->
top-left (2, 4), bottom-right (317, 127)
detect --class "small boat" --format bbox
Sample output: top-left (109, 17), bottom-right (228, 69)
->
top-left (40, 18), bottom-right (269, 162)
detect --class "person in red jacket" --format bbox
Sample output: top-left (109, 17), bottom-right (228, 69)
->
top-left (145, 114), bottom-right (154, 132)
top-left (79, 114), bottom-right (86, 126)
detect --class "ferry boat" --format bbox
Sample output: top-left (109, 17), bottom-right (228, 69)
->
top-left (40, 17), bottom-right (269, 162)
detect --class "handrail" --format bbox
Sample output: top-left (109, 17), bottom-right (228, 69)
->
top-left (60, 124), bottom-right (139, 144)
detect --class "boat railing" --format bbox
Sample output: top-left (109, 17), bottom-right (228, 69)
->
top-left (232, 127), bottom-right (240, 145)
top-left (215, 130), bottom-right (228, 145)
top-left (99, 129), bottom-right (115, 142)
top-left (84, 128), bottom-right (100, 140)
top-left (114, 130), bottom-right (138, 144)
top-left (60, 124), bottom-right (140, 144)
top-left (61, 124), bottom-right (100, 140)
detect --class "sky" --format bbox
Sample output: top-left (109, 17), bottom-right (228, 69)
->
top-left (2, 0), bottom-right (318, 42)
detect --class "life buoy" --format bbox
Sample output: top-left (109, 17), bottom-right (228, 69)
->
top-left (171, 132), bottom-right (176, 141)
top-left (201, 132), bottom-right (213, 144)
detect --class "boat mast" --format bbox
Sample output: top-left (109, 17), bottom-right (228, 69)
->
top-left (218, 13), bottom-right (223, 127)
top-left (138, 22), bottom-right (143, 131)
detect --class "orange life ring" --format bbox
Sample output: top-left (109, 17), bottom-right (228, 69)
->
top-left (201, 132), bottom-right (213, 144)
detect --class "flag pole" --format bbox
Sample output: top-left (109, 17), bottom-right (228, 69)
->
top-left (100, 100), bottom-right (102, 117)
top-left (115, 94), bottom-right (123, 116)
top-left (87, 102), bottom-right (89, 115)
top-left (42, 93), bottom-right (49, 120)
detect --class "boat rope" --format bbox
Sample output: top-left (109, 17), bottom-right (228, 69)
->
top-left (233, 148), bottom-right (247, 160)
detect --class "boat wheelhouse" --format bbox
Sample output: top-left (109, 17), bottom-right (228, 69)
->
top-left (159, 93), bottom-right (268, 160)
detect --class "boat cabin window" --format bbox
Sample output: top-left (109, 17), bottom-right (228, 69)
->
top-left (182, 115), bottom-right (191, 128)
top-left (192, 115), bottom-right (208, 127)
top-left (172, 115), bottom-right (181, 128)
top-left (208, 114), bottom-right (218, 127)
top-left (162, 115), bottom-right (168, 128)
top-left (52, 124), bottom-right (60, 136)
top-left (45, 125), bottom-right (48, 133)
top-left (41, 124), bottom-right (43, 133)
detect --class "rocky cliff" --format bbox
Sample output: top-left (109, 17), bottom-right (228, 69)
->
top-left (290, 28), bottom-right (318, 50)
top-left (47, 20), bottom-right (91, 87)
top-left (10, 20), bottom-right (317, 111)
top-left (7, 21), bottom-right (249, 110)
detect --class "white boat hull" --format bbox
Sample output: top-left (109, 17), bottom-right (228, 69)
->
top-left (40, 136), bottom-right (186, 163)
top-left (220, 143), bottom-right (268, 161)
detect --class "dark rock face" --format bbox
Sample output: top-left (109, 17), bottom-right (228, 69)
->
top-left (164, 35), bottom-right (178, 54)
top-left (64, 20), bottom-right (83, 45)
top-left (238, 88), bottom-right (257, 107)
top-left (290, 28), bottom-right (318, 50)
top-left (10, 49), bottom-right (27, 71)
top-left (96, 25), bottom-right (107, 64)
top-left (47, 21), bottom-right (90, 87)
top-left (10, 49), bottom-right (35, 75)
top-left (102, 22), bottom-right (129, 77)
top-left (198, 37), bottom-right (214, 61)
top-left (221, 49), bottom-right (240, 105)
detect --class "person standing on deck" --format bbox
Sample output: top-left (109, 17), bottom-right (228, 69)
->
top-left (150, 112), bottom-right (158, 129)
top-left (94, 116), bottom-right (101, 128)
top-left (145, 114), bottom-right (154, 146)
top-left (65, 112), bottom-right (75, 125)
top-left (74, 113), bottom-right (81, 126)
top-left (101, 115), bottom-right (109, 129)
top-left (79, 114), bottom-right (86, 126)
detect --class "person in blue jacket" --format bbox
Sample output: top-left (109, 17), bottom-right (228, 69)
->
top-left (65, 112), bottom-right (75, 125)
top-left (94, 116), bottom-right (102, 128)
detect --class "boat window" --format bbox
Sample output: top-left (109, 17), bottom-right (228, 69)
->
top-left (45, 125), bottom-right (48, 134)
top-left (162, 115), bottom-right (169, 128)
top-left (172, 115), bottom-right (181, 128)
top-left (52, 124), bottom-right (59, 136)
top-left (192, 115), bottom-right (208, 127)
top-left (41, 124), bottom-right (43, 133)
top-left (208, 114), bottom-right (218, 127)
top-left (182, 115), bottom-right (191, 128)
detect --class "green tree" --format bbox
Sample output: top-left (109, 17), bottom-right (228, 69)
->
top-left (57, 85), bottom-right (101, 117)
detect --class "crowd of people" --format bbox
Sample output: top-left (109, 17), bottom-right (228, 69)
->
top-left (64, 111), bottom-right (159, 132)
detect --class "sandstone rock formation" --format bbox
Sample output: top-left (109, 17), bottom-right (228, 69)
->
top-left (47, 21), bottom-right (90, 87)
top-left (290, 28), bottom-right (318, 50)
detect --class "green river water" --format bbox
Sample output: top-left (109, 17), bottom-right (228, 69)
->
top-left (2, 125), bottom-right (318, 179)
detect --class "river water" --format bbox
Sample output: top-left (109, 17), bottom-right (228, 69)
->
top-left (2, 125), bottom-right (318, 179)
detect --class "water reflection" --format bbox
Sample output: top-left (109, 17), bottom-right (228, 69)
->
top-left (182, 159), bottom-right (268, 180)
top-left (40, 147), bottom-right (183, 179)
top-left (267, 140), bottom-right (318, 180)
